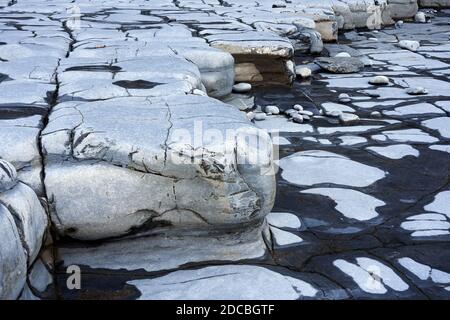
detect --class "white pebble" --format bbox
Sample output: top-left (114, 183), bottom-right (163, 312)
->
top-left (265, 105), bottom-right (280, 115)
top-left (232, 82), bottom-right (252, 93)
top-left (369, 75), bottom-right (390, 85)
top-left (295, 66), bottom-right (312, 78)
top-left (339, 113), bottom-right (360, 125)
top-left (293, 104), bottom-right (303, 111)
top-left (335, 52), bottom-right (351, 58)
top-left (292, 114), bottom-right (304, 123)
top-left (399, 40), bottom-right (420, 52)
top-left (253, 113), bottom-right (267, 121)
top-left (298, 110), bottom-right (313, 117)
top-left (338, 93), bottom-right (351, 103)
top-left (414, 12), bottom-right (426, 23)
top-left (406, 87), bottom-right (428, 95)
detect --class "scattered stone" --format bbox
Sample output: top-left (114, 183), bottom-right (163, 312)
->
top-left (292, 114), bottom-right (304, 123)
top-left (298, 110), bottom-right (313, 117)
top-left (371, 111), bottom-right (382, 118)
top-left (395, 20), bottom-right (404, 28)
top-left (265, 105), bottom-right (280, 115)
top-left (369, 76), bottom-right (390, 85)
top-left (302, 115), bottom-right (311, 121)
top-left (232, 82), bottom-right (252, 93)
top-left (338, 93), bottom-right (351, 103)
top-left (246, 111), bottom-right (255, 120)
top-left (293, 104), bottom-right (304, 111)
top-left (253, 112), bottom-right (267, 121)
top-left (295, 66), bottom-right (312, 78)
top-left (335, 52), bottom-right (351, 58)
top-left (406, 87), bottom-right (428, 95)
top-left (284, 109), bottom-right (297, 116)
top-left (339, 113), bottom-right (360, 125)
top-left (398, 40), bottom-right (420, 52)
top-left (315, 57), bottom-right (364, 74)
top-left (415, 12), bottom-right (426, 23)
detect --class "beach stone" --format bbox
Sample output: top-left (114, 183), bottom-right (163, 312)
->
top-left (296, 66), bottom-right (312, 78)
top-left (232, 82), bottom-right (252, 93)
top-left (415, 12), bottom-right (426, 23)
top-left (339, 113), bottom-right (360, 125)
top-left (292, 114), bottom-right (304, 124)
top-left (254, 112), bottom-right (268, 121)
top-left (294, 104), bottom-right (304, 111)
top-left (406, 87), bottom-right (428, 95)
top-left (369, 75), bottom-right (390, 85)
top-left (335, 52), bottom-right (351, 58)
top-left (315, 57), bottom-right (364, 74)
top-left (399, 40), bottom-right (420, 52)
top-left (265, 105), bottom-right (280, 115)
top-left (338, 93), bottom-right (352, 103)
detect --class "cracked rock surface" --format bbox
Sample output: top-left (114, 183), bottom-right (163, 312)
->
top-left (1, 0), bottom-right (450, 300)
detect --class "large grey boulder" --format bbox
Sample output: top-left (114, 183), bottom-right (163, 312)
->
top-left (42, 95), bottom-right (276, 240)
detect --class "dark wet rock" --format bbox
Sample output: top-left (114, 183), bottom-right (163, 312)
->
top-left (314, 57), bottom-right (364, 73)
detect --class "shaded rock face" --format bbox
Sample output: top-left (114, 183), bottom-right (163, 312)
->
top-left (0, 160), bottom-right (49, 300)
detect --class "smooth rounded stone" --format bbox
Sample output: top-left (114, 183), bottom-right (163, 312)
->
top-left (395, 20), bottom-right (404, 28)
top-left (292, 114), bottom-right (304, 124)
top-left (302, 115), bottom-right (311, 121)
top-left (406, 86), bottom-right (428, 95)
top-left (232, 82), bottom-right (252, 93)
top-left (293, 104), bottom-right (304, 111)
top-left (371, 111), bottom-right (382, 118)
top-left (315, 57), bottom-right (364, 74)
top-left (284, 109), bottom-right (298, 116)
top-left (246, 111), bottom-right (255, 120)
top-left (335, 52), bottom-right (351, 58)
top-left (339, 113), bottom-right (360, 125)
top-left (398, 40), bottom-right (420, 52)
top-left (253, 112), bottom-right (267, 121)
top-left (415, 12), bottom-right (426, 23)
top-left (265, 105), bottom-right (280, 115)
top-left (0, 204), bottom-right (27, 300)
top-left (298, 110), bottom-right (313, 117)
top-left (369, 75), bottom-right (390, 85)
top-left (338, 93), bottom-right (352, 103)
top-left (295, 66), bottom-right (312, 78)
top-left (0, 160), bottom-right (18, 192)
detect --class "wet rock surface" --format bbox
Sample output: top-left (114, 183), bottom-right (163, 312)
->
top-left (0, 0), bottom-right (449, 300)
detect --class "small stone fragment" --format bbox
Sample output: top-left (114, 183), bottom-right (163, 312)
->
top-left (406, 87), bottom-right (428, 95)
top-left (369, 76), bottom-right (390, 85)
top-left (295, 67), bottom-right (312, 78)
top-left (292, 114), bottom-right (304, 123)
top-left (415, 12), bottom-right (426, 23)
top-left (335, 52), bottom-right (351, 58)
top-left (339, 113), bottom-right (360, 125)
top-left (293, 104), bottom-right (303, 111)
top-left (315, 57), bottom-right (364, 74)
top-left (338, 93), bottom-right (351, 103)
top-left (398, 40), bottom-right (420, 52)
top-left (253, 113), bottom-right (267, 121)
top-left (265, 105), bottom-right (280, 115)
top-left (232, 82), bottom-right (252, 93)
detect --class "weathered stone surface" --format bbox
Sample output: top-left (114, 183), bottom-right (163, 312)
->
top-left (42, 96), bottom-right (275, 240)
top-left (315, 57), bottom-right (364, 73)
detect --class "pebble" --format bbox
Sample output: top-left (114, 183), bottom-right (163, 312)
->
top-left (302, 115), bottom-right (311, 121)
top-left (339, 113), bottom-right (360, 125)
top-left (398, 40), bottom-right (420, 52)
top-left (295, 66), bottom-right (312, 78)
top-left (192, 89), bottom-right (208, 96)
top-left (395, 20), bottom-right (404, 28)
top-left (415, 12), bottom-right (426, 23)
top-left (293, 104), bottom-right (303, 111)
top-left (298, 110), bottom-right (313, 117)
top-left (370, 111), bottom-right (382, 118)
top-left (338, 93), bottom-right (351, 103)
top-left (253, 113), bottom-right (267, 121)
top-left (232, 82), bottom-right (252, 93)
top-left (406, 87), bottom-right (428, 95)
top-left (284, 108), bottom-right (297, 116)
top-left (292, 114), bottom-right (304, 123)
top-left (369, 75), bottom-right (390, 85)
top-left (335, 52), bottom-right (351, 58)
top-left (246, 112), bottom-right (255, 120)
top-left (265, 105), bottom-right (280, 115)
